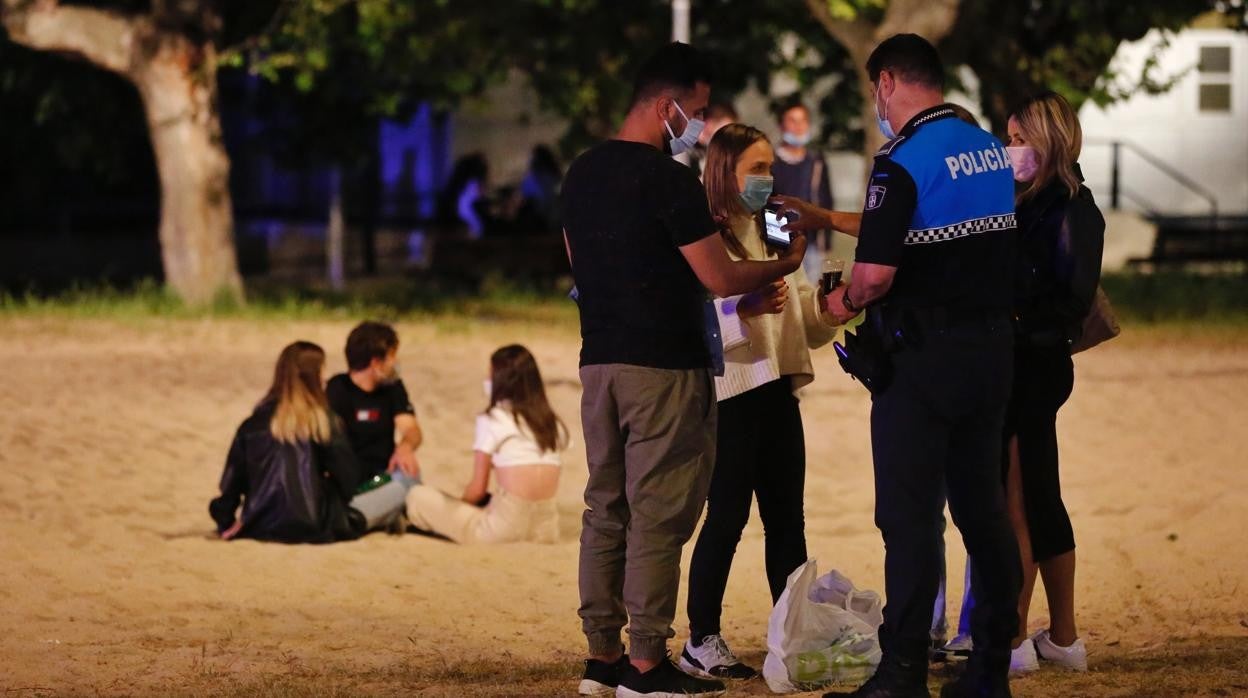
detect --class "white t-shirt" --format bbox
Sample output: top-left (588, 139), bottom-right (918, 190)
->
top-left (473, 404), bottom-right (565, 468)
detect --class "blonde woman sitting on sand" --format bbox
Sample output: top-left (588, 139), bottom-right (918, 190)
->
top-left (405, 345), bottom-right (568, 544)
top-left (210, 341), bottom-right (366, 544)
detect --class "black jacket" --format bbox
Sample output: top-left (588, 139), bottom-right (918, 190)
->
top-left (1013, 167), bottom-right (1106, 347)
top-left (209, 402), bottom-right (366, 543)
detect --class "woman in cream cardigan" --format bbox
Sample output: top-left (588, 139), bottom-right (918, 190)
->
top-left (679, 123), bottom-right (839, 681)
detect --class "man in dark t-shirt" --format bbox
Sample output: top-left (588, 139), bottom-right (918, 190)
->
top-left (326, 322), bottom-right (423, 528)
top-left (561, 42), bottom-right (806, 698)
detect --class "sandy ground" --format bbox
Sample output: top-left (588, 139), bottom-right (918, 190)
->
top-left (1, 315), bottom-right (1246, 697)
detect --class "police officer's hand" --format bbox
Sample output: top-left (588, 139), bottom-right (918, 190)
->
top-left (825, 285), bottom-right (860, 325)
top-left (739, 280), bottom-right (788, 318)
top-left (770, 195), bottom-right (831, 235)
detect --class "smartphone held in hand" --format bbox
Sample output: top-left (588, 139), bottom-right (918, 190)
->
top-left (763, 203), bottom-right (791, 248)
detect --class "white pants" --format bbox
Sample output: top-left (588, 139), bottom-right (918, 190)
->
top-left (405, 485), bottom-right (559, 544)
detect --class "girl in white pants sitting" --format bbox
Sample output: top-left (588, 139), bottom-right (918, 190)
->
top-left (405, 345), bottom-right (568, 544)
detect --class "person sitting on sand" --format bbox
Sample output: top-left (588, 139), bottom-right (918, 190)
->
top-left (326, 321), bottom-right (424, 530)
top-left (404, 345), bottom-right (568, 544)
top-left (209, 341), bottom-right (366, 543)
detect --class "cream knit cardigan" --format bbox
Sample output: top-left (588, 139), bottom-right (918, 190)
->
top-left (713, 213), bottom-right (839, 401)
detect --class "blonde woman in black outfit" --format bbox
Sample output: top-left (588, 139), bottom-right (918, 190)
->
top-left (210, 342), bottom-right (364, 543)
top-left (1002, 92), bottom-right (1104, 675)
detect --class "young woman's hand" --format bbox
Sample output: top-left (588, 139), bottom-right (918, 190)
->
top-left (221, 519), bottom-right (243, 540)
top-left (739, 280), bottom-right (789, 318)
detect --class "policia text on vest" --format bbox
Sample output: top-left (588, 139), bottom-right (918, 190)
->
top-left (945, 144), bottom-right (1014, 180)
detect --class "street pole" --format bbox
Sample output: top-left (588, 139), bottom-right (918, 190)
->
top-left (672, 0), bottom-right (691, 165)
top-left (672, 0), bottom-right (690, 43)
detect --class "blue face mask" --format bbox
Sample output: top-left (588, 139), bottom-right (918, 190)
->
top-left (739, 175), bottom-right (774, 212)
top-left (874, 86), bottom-right (896, 140)
top-left (781, 131), bottom-right (811, 147)
top-left (665, 101), bottom-right (705, 157)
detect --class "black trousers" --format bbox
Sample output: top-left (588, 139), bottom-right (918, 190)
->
top-left (870, 321), bottom-right (1021, 675)
top-left (687, 377), bottom-right (807, 641)
top-left (1006, 343), bottom-right (1076, 562)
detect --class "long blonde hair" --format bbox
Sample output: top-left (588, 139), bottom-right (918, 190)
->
top-left (1011, 91), bottom-right (1083, 203)
top-left (264, 341), bottom-right (333, 445)
top-left (703, 123), bottom-right (769, 259)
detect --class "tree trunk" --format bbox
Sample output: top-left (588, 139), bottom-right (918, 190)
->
top-left (1, 1), bottom-right (244, 305)
top-left (133, 39), bottom-right (243, 305)
top-left (805, 0), bottom-right (962, 177)
top-left (326, 168), bottom-right (346, 291)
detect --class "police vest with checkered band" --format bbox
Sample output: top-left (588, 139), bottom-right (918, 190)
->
top-left (875, 109), bottom-right (1016, 246)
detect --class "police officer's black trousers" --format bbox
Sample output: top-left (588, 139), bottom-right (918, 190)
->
top-left (869, 323), bottom-right (1022, 675)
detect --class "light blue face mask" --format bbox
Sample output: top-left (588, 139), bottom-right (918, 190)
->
top-left (739, 175), bottom-right (774, 212)
top-left (781, 131), bottom-right (811, 147)
top-left (875, 86), bottom-right (896, 140)
top-left (665, 101), bottom-right (705, 157)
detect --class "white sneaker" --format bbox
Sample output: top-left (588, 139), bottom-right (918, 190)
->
top-left (1008, 637), bottom-right (1039, 676)
top-left (678, 635), bottom-right (758, 680)
top-left (1034, 629), bottom-right (1088, 671)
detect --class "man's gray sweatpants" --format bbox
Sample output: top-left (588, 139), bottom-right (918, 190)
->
top-left (577, 364), bottom-right (717, 661)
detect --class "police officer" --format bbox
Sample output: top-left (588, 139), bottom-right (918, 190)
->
top-left (783, 34), bottom-right (1022, 698)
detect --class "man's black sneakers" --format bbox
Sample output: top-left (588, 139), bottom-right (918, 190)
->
top-left (579, 654), bottom-right (630, 696)
top-left (617, 656), bottom-right (726, 697)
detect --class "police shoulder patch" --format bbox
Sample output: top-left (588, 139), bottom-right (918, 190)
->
top-left (866, 184), bottom-right (887, 210)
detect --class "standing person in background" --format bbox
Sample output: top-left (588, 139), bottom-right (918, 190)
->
top-left (680, 123), bottom-right (838, 681)
top-left (519, 145), bottom-right (564, 234)
top-left (1001, 91), bottom-right (1104, 676)
top-left (436, 153), bottom-right (491, 239)
top-left (210, 341), bottom-right (365, 543)
top-left (691, 102), bottom-right (739, 174)
top-left (772, 101), bottom-right (835, 281)
top-left (562, 41), bottom-right (806, 698)
top-left (326, 321), bottom-right (424, 531)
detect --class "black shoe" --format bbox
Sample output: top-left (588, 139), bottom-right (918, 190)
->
top-left (938, 657), bottom-right (1011, 698)
top-left (822, 657), bottom-right (930, 698)
top-left (579, 654), bottom-right (629, 696)
top-left (617, 656), bottom-right (726, 697)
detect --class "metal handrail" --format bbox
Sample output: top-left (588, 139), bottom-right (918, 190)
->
top-left (1085, 138), bottom-right (1219, 221)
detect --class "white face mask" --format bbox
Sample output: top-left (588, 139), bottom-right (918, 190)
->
top-left (1007, 146), bottom-right (1039, 182)
top-left (664, 100), bottom-right (705, 157)
top-left (482, 379), bottom-right (492, 399)
top-left (874, 83), bottom-right (896, 140)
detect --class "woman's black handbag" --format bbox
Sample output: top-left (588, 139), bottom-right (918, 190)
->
top-left (1071, 285), bottom-right (1120, 354)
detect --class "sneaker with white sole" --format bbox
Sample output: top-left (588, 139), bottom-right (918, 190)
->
top-left (579, 654), bottom-right (629, 696)
top-left (617, 656), bottom-right (726, 698)
top-left (943, 633), bottom-right (973, 656)
top-left (1008, 637), bottom-right (1039, 676)
top-left (1034, 629), bottom-right (1088, 671)
top-left (679, 634), bottom-right (758, 679)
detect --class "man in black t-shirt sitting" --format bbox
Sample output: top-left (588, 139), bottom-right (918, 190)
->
top-left (562, 42), bottom-right (806, 698)
top-left (326, 322), bottom-right (423, 529)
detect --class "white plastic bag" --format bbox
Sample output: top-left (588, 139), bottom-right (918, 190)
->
top-left (763, 559), bottom-right (883, 693)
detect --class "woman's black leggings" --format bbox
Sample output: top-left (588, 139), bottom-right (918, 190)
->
top-left (687, 377), bottom-right (807, 642)
top-left (1006, 343), bottom-right (1076, 562)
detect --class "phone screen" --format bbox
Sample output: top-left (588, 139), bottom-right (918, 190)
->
top-left (764, 210), bottom-right (790, 247)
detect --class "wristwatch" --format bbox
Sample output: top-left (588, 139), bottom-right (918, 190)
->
top-left (841, 287), bottom-right (860, 314)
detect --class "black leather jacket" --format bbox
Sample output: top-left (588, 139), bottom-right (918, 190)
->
top-left (1013, 167), bottom-right (1105, 347)
top-left (209, 401), bottom-right (365, 543)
